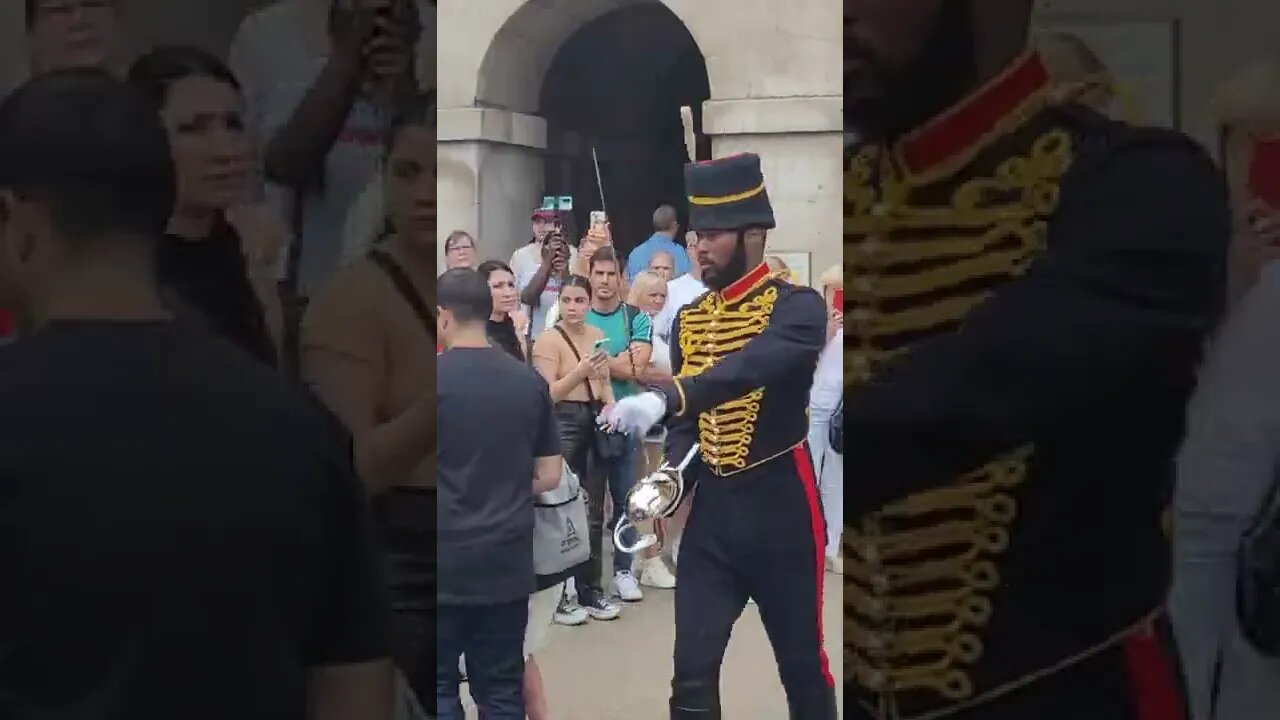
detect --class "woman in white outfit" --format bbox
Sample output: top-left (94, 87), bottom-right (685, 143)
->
top-left (626, 271), bottom-right (680, 589)
top-left (1170, 62), bottom-right (1280, 720)
top-left (808, 264), bottom-right (843, 573)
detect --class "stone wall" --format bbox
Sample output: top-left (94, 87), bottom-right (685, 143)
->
top-left (437, 0), bottom-right (843, 283)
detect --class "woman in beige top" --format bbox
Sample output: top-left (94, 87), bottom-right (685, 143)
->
top-left (530, 276), bottom-right (622, 622)
top-left (299, 94), bottom-right (435, 708)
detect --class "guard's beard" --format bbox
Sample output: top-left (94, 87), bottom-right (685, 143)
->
top-left (848, 0), bottom-right (977, 143)
top-left (703, 234), bottom-right (750, 291)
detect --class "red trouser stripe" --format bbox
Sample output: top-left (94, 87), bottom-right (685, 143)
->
top-left (791, 444), bottom-right (836, 688)
top-left (1122, 622), bottom-right (1185, 720)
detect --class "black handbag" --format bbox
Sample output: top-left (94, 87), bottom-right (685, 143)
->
top-left (828, 396), bottom-right (843, 456)
top-left (1237, 472), bottom-right (1280, 656)
top-left (553, 325), bottom-right (630, 461)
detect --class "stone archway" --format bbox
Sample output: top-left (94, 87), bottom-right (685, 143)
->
top-left (438, 0), bottom-right (844, 278)
top-left (438, 0), bottom-right (717, 263)
top-left (535, 4), bottom-right (710, 255)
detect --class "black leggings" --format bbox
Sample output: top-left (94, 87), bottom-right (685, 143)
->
top-left (555, 401), bottom-right (608, 600)
top-left (372, 487), bottom-right (435, 714)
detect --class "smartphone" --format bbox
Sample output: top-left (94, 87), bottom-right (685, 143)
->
top-left (590, 211), bottom-right (608, 232)
top-left (558, 196), bottom-right (574, 211)
top-left (832, 288), bottom-right (844, 309)
top-left (593, 338), bottom-right (610, 351)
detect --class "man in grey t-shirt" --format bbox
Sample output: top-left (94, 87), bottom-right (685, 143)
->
top-left (436, 269), bottom-right (562, 719)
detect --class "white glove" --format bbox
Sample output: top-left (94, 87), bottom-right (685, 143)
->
top-left (605, 391), bottom-right (667, 436)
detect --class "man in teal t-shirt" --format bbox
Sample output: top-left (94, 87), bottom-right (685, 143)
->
top-left (584, 248), bottom-right (656, 600)
top-left (586, 252), bottom-right (653, 399)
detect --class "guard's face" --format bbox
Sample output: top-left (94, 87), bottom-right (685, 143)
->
top-left (694, 230), bottom-right (747, 291)
top-left (847, 0), bottom-right (974, 139)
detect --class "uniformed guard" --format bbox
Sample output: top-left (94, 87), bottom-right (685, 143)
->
top-left (847, 3), bottom-right (1229, 720)
top-left (606, 152), bottom-right (838, 719)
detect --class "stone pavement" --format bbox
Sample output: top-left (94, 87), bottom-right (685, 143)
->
top-left (465, 565), bottom-right (844, 719)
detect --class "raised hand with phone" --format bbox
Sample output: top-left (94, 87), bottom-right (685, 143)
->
top-left (573, 342), bottom-right (611, 383)
top-left (328, 0), bottom-right (418, 99)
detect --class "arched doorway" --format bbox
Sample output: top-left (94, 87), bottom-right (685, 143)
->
top-left (538, 3), bottom-right (710, 255)
top-left (465, 0), bottom-right (712, 259)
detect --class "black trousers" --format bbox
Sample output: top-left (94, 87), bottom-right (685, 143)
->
top-left (848, 617), bottom-right (1188, 720)
top-left (670, 444), bottom-right (837, 719)
top-left (555, 401), bottom-right (608, 600)
top-left (373, 487), bottom-right (436, 715)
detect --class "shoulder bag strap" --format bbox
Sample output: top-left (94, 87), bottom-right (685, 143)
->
top-left (552, 324), bottom-right (598, 404)
top-left (621, 304), bottom-right (638, 380)
top-left (367, 249), bottom-right (436, 338)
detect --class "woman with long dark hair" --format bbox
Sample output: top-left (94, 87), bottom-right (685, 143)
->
top-left (127, 46), bottom-right (284, 366)
top-left (301, 93), bottom-right (436, 711)
top-left (476, 259), bottom-right (525, 361)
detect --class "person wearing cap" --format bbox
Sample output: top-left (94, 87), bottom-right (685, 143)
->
top-left (605, 153), bottom-right (837, 718)
top-left (513, 209), bottom-right (578, 341)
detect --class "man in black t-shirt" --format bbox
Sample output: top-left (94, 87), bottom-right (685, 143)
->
top-left (436, 269), bottom-right (562, 720)
top-left (0, 70), bottom-right (393, 720)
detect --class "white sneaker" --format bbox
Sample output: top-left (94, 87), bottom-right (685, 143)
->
top-left (639, 556), bottom-right (677, 589)
top-left (553, 597), bottom-right (588, 626)
top-left (614, 570), bottom-right (644, 602)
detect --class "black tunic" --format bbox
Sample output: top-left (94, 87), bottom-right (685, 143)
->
top-left (845, 51), bottom-right (1229, 719)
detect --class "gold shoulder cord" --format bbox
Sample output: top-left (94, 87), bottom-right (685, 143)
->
top-left (670, 288), bottom-right (778, 474)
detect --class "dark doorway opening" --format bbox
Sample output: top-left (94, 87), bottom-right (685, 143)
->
top-left (538, 2), bottom-right (711, 257)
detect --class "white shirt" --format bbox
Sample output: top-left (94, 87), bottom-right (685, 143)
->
top-left (512, 242), bottom-right (579, 340)
top-left (1171, 260), bottom-right (1280, 720)
top-left (810, 329), bottom-right (843, 413)
top-left (652, 330), bottom-right (673, 374)
top-left (654, 273), bottom-right (708, 343)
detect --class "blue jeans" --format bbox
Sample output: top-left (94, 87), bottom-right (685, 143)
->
top-left (436, 599), bottom-right (528, 720)
top-left (606, 435), bottom-right (641, 574)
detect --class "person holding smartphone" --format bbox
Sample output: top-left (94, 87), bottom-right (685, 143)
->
top-left (516, 214), bottom-right (576, 340)
top-left (530, 276), bottom-right (621, 624)
top-left (229, 0), bottom-right (427, 320)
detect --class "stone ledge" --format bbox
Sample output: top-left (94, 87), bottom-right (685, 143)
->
top-left (437, 107), bottom-right (548, 149)
top-left (702, 96), bottom-right (843, 136)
